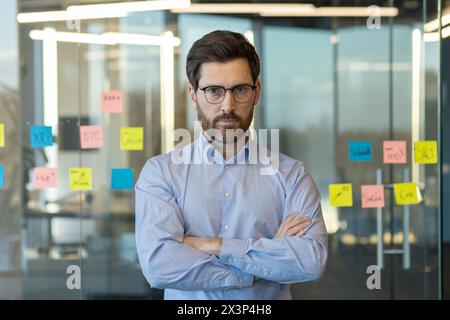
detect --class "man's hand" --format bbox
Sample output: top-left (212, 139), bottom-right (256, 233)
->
top-left (183, 236), bottom-right (223, 256)
top-left (274, 212), bottom-right (310, 239)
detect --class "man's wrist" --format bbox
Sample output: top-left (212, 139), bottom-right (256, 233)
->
top-left (212, 237), bottom-right (223, 256)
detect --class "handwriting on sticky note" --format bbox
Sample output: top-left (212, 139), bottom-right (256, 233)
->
top-left (0, 165), bottom-right (4, 189)
top-left (101, 90), bottom-right (123, 113)
top-left (0, 123), bottom-right (4, 147)
top-left (329, 184), bottom-right (353, 207)
top-left (30, 125), bottom-right (53, 148)
top-left (383, 141), bottom-right (407, 164)
top-left (69, 168), bottom-right (92, 190)
top-left (120, 127), bottom-right (143, 150)
top-left (34, 167), bottom-right (57, 189)
top-left (80, 125), bottom-right (103, 149)
top-left (361, 185), bottom-right (385, 208)
top-left (349, 141), bottom-right (372, 161)
top-left (394, 183), bottom-right (421, 205)
top-left (414, 141), bottom-right (438, 164)
top-left (111, 168), bottom-right (134, 190)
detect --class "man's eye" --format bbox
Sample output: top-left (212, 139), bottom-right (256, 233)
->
top-left (234, 86), bottom-right (247, 94)
top-left (207, 87), bottom-right (222, 95)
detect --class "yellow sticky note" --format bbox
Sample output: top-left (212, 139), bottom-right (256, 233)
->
top-left (120, 127), bottom-right (143, 150)
top-left (0, 123), bottom-right (4, 147)
top-left (394, 183), bottom-right (421, 205)
top-left (69, 168), bottom-right (92, 190)
top-left (414, 141), bottom-right (438, 164)
top-left (329, 184), bottom-right (353, 207)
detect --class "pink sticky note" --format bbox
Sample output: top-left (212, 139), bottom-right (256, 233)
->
top-left (80, 125), bottom-right (103, 149)
top-left (383, 141), bottom-right (407, 164)
top-left (34, 167), bottom-right (57, 189)
top-left (361, 185), bottom-right (385, 208)
top-left (101, 90), bottom-right (123, 113)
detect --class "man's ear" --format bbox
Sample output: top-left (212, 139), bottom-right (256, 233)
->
top-left (188, 84), bottom-right (197, 109)
top-left (254, 78), bottom-right (261, 106)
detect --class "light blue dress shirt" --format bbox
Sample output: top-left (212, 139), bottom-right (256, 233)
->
top-left (135, 133), bottom-right (328, 300)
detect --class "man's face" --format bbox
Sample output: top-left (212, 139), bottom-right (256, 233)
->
top-left (189, 58), bottom-right (260, 143)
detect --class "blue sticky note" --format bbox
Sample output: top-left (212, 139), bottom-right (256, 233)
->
top-left (349, 141), bottom-right (373, 161)
top-left (111, 168), bottom-right (134, 190)
top-left (0, 165), bottom-right (4, 188)
top-left (30, 126), bottom-right (53, 148)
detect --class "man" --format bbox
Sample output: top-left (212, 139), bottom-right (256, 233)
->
top-left (135, 30), bottom-right (327, 300)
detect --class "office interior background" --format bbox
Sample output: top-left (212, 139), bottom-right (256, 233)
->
top-left (0, 0), bottom-right (449, 300)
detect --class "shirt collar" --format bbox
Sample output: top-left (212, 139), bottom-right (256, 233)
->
top-left (194, 130), bottom-right (251, 165)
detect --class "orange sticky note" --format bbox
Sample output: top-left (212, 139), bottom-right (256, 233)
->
top-left (414, 141), bottom-right (438, 164)
top-left (101, 90), bottom-right (123, 113)
top-left (34, 167), bottom-right (57, 189)
top-left (361, 185), bottom-right (385, 208)
top-left (80, 125), bottom-right (103, 149)
top-left (329, 183), bottom-right (353, 207)
top-left (383, 141), bottom-right (407, 164)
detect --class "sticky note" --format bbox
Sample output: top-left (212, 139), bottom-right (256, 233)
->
top-left (0, 124), bottom-right (5, 147)
top-left (80, 125), bottom-right (103, 149)
top-left (101, 90), bottom-right (123, 113)
top-left (30, 126), bottom-right (53, 148)
top-left (111, 168), bottom-right (134, 190)
top-left (394, 183), bottom-right (421, 205)
top-left (329, 184), bottom-right (353, 207)
top-left (0, 165), bottom-right (4, 189)
top-left (414, 141), bottom-right (438, 164)
top-left (69, 168), bottom-right (92, 190)
top-left (349, 141), bottom-right (372, 161)
top-left (361, 185), bottom-right (385, 208)
top-left (120, 127), bottom-right (143, 150)
top-left (383, 141), bottom-right (407, 164)
top-left (34, 167), bottom-right (57, 189)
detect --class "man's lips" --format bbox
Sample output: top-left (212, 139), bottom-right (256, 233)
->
top-left (216, 119), bottom-right (238, 124)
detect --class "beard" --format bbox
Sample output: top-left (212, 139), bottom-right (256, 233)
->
top-left (196, 101), bottom-right (254, 144)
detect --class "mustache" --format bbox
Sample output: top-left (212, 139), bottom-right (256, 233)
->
top-left (213, 113), bottom-right (240, 123)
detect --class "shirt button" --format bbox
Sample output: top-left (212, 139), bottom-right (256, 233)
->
top-left (203, 283), bottom-right (208, 288)
top-left (223, 224), bottom-right (230, 231)
top-left (264, 271), bottom-right (269, 276)
top-left (224, 192), bottom-right (231, 198)
top-left (228, 258), bottom-right (233, 264)
top-left (239, 279), bottom-right (244, 284)
top-left (224, 166), bottom-right (229, 170)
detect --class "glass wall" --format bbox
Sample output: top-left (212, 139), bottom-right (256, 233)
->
top-left (0, 0), bottom-right (445, 299)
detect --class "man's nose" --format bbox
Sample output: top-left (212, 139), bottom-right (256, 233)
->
top-left (220, 89), bottom-right (236, 113)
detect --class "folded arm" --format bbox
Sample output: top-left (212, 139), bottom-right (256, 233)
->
top-left (184, 165), bottom-right (328, 284)
top-left (135, 160), bottom-right (253, 291)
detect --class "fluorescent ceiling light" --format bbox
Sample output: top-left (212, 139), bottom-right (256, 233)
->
top-left (29, 29), bottom-right (181, 47)
top-left (424, 9), bottom-right (450, 32)
top-left (259, 6), bottom-right (399, 17)
top-left (424, 25), bottom-right (450, 42)
top-left (171, 4), bottom-right (398, 17)
top-left (17, 9), bottom-right (127, 23)
top-left (67, 0), bottom-right (190, 14)
top-left (17, 0), bottom-right (191, 23)
top-left (171, 3), bottom-right (314, 14)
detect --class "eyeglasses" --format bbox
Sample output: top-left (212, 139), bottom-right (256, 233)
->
top-left (198, 84), bottom-right (256, 104)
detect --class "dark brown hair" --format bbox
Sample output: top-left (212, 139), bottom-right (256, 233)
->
top-left (186, 30), bottom-right (260, 91)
